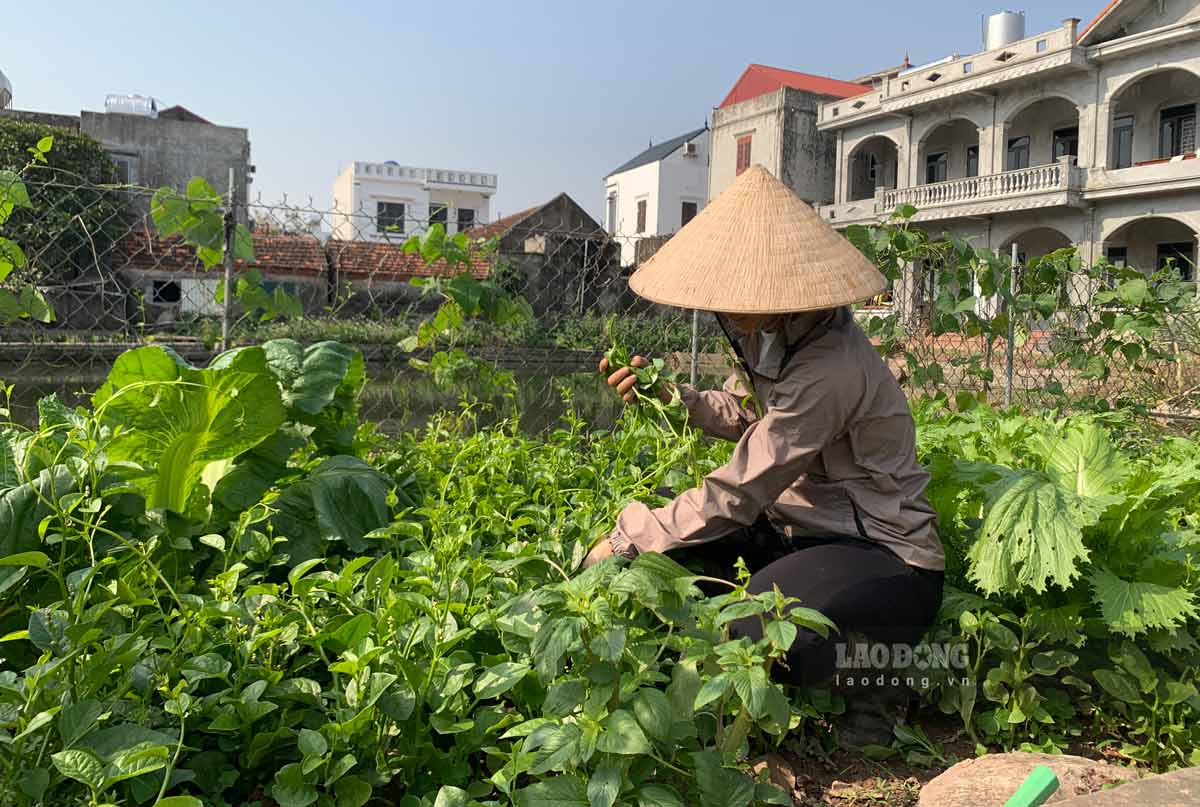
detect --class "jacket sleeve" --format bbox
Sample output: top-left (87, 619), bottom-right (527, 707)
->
top-left (609, 363), bottom-right (856, 558)
top-left (676, 372), bottom-right (759, 442)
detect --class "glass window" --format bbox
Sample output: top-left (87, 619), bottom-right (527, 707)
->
top-left (962, 61), bottom-right (973, 74)
top-left (925, 152), bottom-right (948, 183)
top-left (376, 201), bottom-right (405, 234)
top-left (966, 146), bottom-right (979, 178)
top-left (1036, 39), bottom-right (1048, 52)
top-left (1053, 127), bottom-right (1079, 161)
top-left (1160, 104), bottom-right (1196, 158)
top-left (681, 201), bottom-right (698, 227)
top-left (429, 203), bottom-right (448, 228)
top-left (456, 208), bottom-right (475, 232)
top-left (736, 135), bottom-right (753, 175)
top-left (636, 199), bottom-right (647, 233)
top-left (1007, 136), bottom-right (1030, 170)
top-left (110, 153), bottom-right (137, 185)
top-left (1112, 116), bottom-right (1134, 168)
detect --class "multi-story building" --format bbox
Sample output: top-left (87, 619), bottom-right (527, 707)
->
top-left (330, 162), bottom-right (497, 242)
top-left (815, 4), bottom-right (1200, 287)
top-left (0, 69), bottom-right (12, 110)
top-left (709, 64), bottom-right (871, 204)
top-left (604, 126), bottom-right (710, 265)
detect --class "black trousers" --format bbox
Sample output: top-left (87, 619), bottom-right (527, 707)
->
top-left (676, 518), bottom-right (944, 687)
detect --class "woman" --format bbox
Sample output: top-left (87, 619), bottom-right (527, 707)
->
top-left (584, 166), bottom-right (944, 747)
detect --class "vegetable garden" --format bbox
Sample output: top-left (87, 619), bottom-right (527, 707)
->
top-left (2, 165), bottom-right (1200, 806)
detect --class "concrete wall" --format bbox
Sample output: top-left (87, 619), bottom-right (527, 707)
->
top-left (0, 109), bottom-right (82, 130)
top-left (604, 161), bottom-right (659, 265)
top-left (710, 91), bottom-right (783, 198)
top-left (81, 111), bottom-right (251, 212)
top-left (779, 89), bottom-right (838, 205)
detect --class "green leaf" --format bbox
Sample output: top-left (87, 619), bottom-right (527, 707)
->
top-left (691, 750), bottom-right (754, 807)
top-left (19, 285), bottom-right (54, 323)
top-left (589, 628), bottom-right (626, 662)
top-left (529, 723), bottom-right (582, 775)
top-left (1163, 681), bottom-right (1197, 706)
top-left (273, 456), bottom-right (392, 562)
top-left (16, 768), bottom-right (50, 800)
top-left (637, 785), bottom-right (684, 807)
top-left (59, 698), bottom-right (104, 746)
top-left (514, 775), bottom-right (589, 807)
top-left (273, 762), bottom-right (318, 807)
top-left (334, 775), bottom-right (372, 807)
top-left (0, 170), bottom-right (31, 208)
top-left (51, 749), bottom-right (104, 790)
top-left (694, 673), bottom-right (731, 710)
top-left (92, 346), bottom-right (285, 513)
top-left (596, 710), bottom-right (649, 755)
top-left (631, 688), bottom-right (672, 741)
top-left (587, 762), bottom-right (622, 807)
top-left (532, 617), bottom-right (583, 681)
top-left (154, 798), bottom-right (205, 807)
top-left (729, 666), bottom-right (772, 719)
top-left (103, 742), bottom-right (169, 786)
top-left (543, 678), bottom-right (587, 717)
top-left (181, 652), bottom-right (232, 683)
top-left (233, 223), bottom-right (255, 262)
top-left (1041, 422), bottom-right (1128, 497)
top-left (967, 469), bottom-right (1095, 595)
top-left (1094, 669), bottom-right (1142, 704)
top-left (36, 135), bottom-right (54, 154)
top-left (765, 620), bottom-right (797, 651)
top-left (474, 661), bottom-right (530, 700)
top-left (1089, 568), bottom-right (1196, 637)
top-left (1113, 642), bottom-right (1157, 693)
top-left (0, 551), bottom-right (50, 569)
top-left (298, 728), bottom-right (327, 758)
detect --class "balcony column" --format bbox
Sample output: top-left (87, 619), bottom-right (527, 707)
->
top-left (836, 130), bottom-right (848, 205)
top-left (987, 121), bottom-right (1009, 176)
top-left (1095, 101), bottom-right (1112, 171)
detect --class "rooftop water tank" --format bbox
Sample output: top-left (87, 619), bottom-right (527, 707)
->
top-left (983, 10), bottom-right (1026, 50)
top-left (104, 94), bottom-right (160, 118)
top-left (0, 69), bottom-right (12, 110)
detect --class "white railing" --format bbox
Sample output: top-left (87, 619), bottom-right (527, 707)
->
top-left (881, 159), bottom-right (1075, 211)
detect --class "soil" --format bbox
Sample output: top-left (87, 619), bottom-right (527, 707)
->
top-left (771, 715), bottom-right (1144, 807)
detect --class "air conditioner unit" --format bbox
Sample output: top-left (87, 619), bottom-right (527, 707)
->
top-left (682, 142), bottom-right (697, 157)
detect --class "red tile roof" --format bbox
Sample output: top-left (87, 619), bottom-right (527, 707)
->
top-left (718, 64), bottom-right (869, 108)
top-left (115, 232), bottom-right (325, 277)
top-left (1079, 0), bottom-right (1124, 43)
top-left (326, 239), bottom-right (490, 280)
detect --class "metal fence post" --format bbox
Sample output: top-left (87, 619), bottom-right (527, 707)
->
top-left (220, 167), bottom-right (236, 352)
top-left (690, 308), bottom-right (700, 386)
top-left (1004, 242), bottom-right (1018, 407)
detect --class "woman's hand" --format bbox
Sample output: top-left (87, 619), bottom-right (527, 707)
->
top-left (582, 537), bottom-right (615, 568)
top-left (599, 355), bottom-right (675, 404)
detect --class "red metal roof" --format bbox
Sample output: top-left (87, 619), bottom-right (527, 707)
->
top-left (718, 64), bottom-right (869, 108)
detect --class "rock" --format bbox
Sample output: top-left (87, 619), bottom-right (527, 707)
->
top-left (1051, 766), bottom-right (1200, 805)
top-left (917, 752), bottom-right (1136, 807)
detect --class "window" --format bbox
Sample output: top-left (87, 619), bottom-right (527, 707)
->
top-left (1102, 247), bottom-right (1127, 293)
top-left (606, 192), bottom-right (618, 233)
top-left (681, 201), bottom-right (698, 227)
top-left (1160, 104), bottom-right (1196, 158)
top-left (456, 208), bottom-right (475, 232)
top-left (376, 201), bottom-right (405, 234)
top-left (927, 72), bottom-right (942, 82)
top-left (867, 154), bottom-right (879, 185)
top-left (1053, 126), bottom-right (1079, 161)
top-left (109, 152), bottom-right (138, 185)
top-left (636, 199), bottom-right (647, 233)
top-left (150, 280), bottom-right (181, 304)
top-left (963, 61), bottom-right (973, 74)
top-left (1112, 115), bottom-right (1134, 168)
top-left (429, 203), bottom-right (448, 229)
top-left (925, 152), bottom-right (948, 183)
top-left (736, 135), bottom-right (753, 175)
top-left (1158, 242), bottom-right (1196, 281)
top-left (1007, 136), bottom-right (1030, 170)
top-left (966, 146), bottom-right (979, 178)
top-left (1036, 39), bottom-right (1048, 52)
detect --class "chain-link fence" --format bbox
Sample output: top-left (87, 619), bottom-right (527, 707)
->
top-left (2, 175), bottom-right (1198, 429)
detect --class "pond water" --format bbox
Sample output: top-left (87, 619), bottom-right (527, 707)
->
top-left (1, 362), bottom-right (645, 436)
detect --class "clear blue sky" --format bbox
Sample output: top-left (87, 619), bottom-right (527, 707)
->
top-left (7, 0), bottom-right (1090, 221)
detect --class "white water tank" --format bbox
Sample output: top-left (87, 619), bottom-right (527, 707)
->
top-left (0, 69), bottom-right (12, 110)
top-left (104, 94), bottom-right (160, 118)
top-left (984, 10), bottom-right (1026, 50)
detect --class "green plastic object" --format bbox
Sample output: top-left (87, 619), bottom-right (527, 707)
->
top-left (1003, 766), bottom-right (1060, 807)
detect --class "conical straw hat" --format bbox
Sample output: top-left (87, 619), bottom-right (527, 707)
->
top-left (629, 164), bottom-right (886, 314)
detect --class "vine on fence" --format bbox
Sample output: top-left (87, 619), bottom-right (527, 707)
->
top-left (0, 135), bottom-right (55, 325)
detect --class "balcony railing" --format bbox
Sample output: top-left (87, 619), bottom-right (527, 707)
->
top-left (881, 157), bottom-right (1077, 212)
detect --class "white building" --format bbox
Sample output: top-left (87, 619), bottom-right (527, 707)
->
top-left (0, 69), bottom-right (12, 110)
top-left (604, 126), bottom-right (710, 265)
top-left (815, 3), bottom-right (1200, 293)
top-left (331, 161), bottom-right (498, 242)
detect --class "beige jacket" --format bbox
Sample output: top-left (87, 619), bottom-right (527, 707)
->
top-left (609, 307), bottom-right (944, 571)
